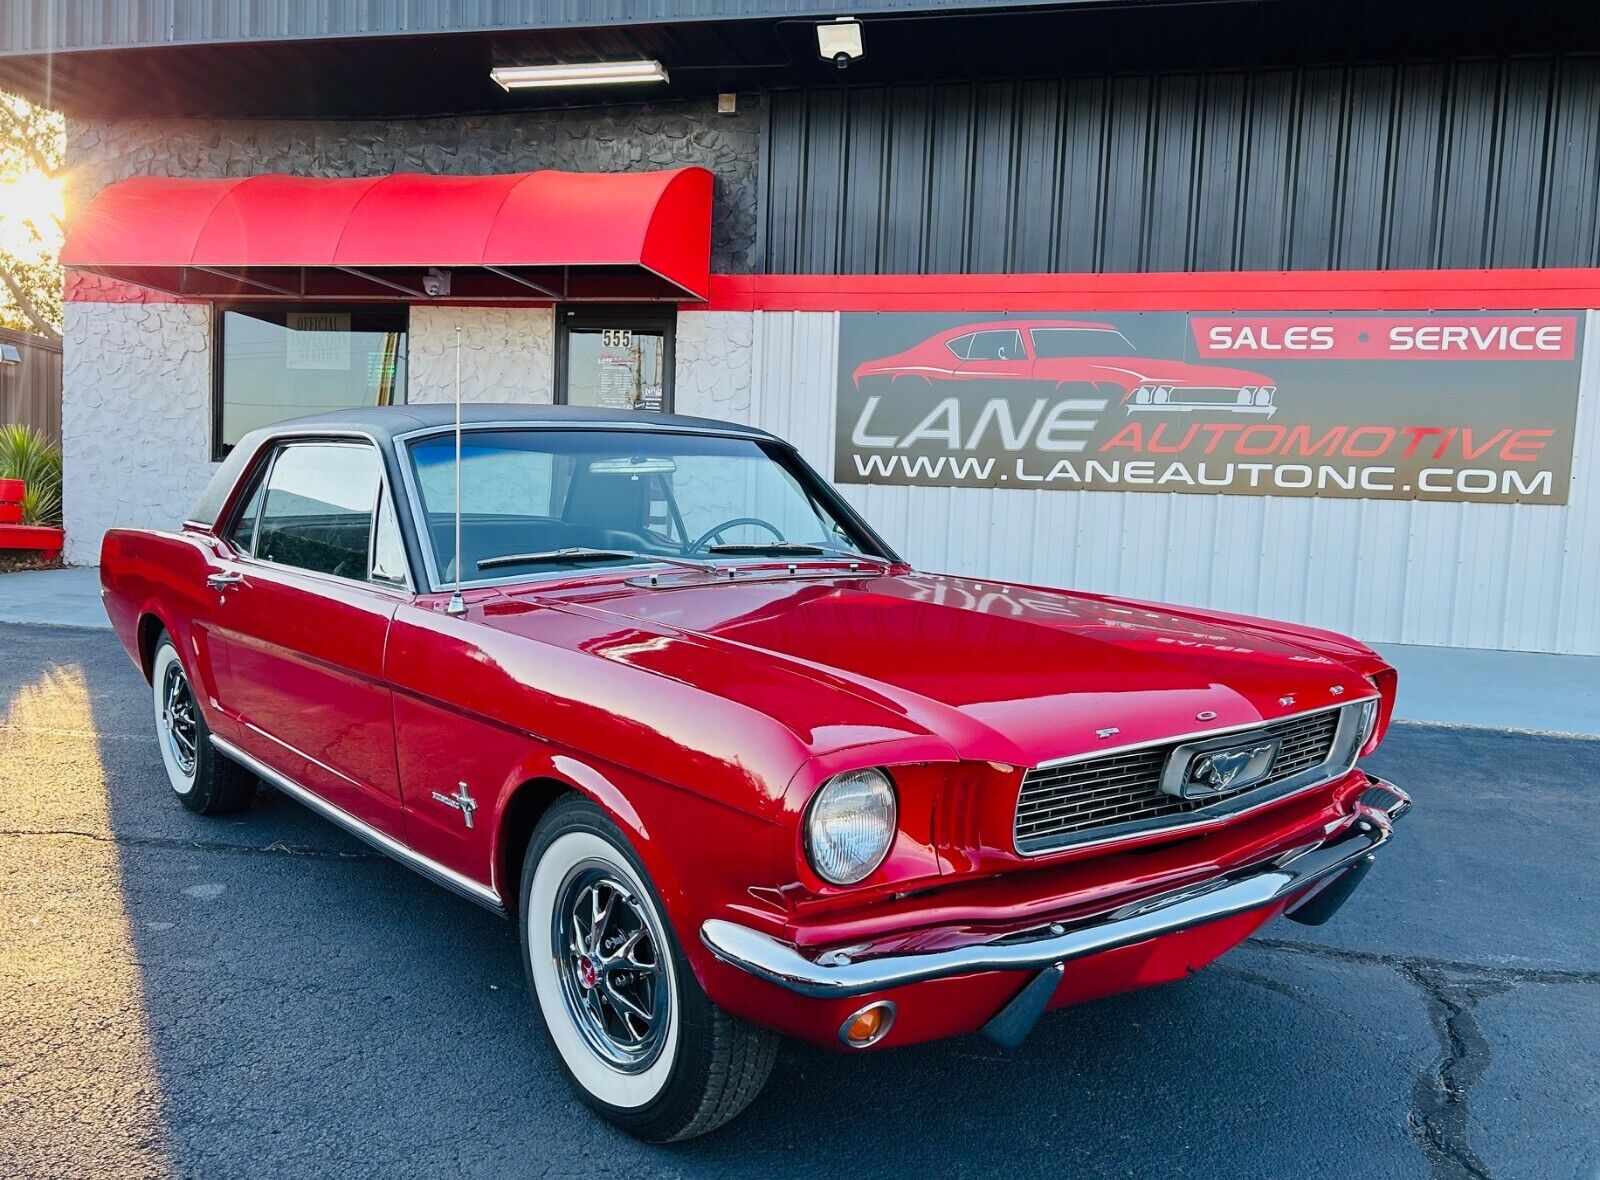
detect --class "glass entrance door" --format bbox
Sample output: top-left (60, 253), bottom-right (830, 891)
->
top-left (556, 307), bottom-right (675, 413)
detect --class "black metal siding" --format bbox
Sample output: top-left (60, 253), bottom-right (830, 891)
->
top-left (0, 0), bottom-right (1073, 54)
top-left (761, 57), bottom-right (1600, 274)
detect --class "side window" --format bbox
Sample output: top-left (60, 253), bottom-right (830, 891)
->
top-left (226, 470), bottom-right (267, 556)
top-left (256, 443), bottom-right (381, 580)
top-left (370, 490), bottom-right (409, 587)
top-left (965, 330), bottom-right (1024, 361)
top-left (944, 333), bottom-right (975, 360)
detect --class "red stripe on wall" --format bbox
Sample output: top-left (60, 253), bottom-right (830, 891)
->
top-left (67, 267), bottom-right (1600, 310)
top-left (703, 269), bottom-right (1600, 312)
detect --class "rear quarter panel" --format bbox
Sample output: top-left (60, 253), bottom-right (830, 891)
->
top-left (99, 527), bottom-right (237, 739)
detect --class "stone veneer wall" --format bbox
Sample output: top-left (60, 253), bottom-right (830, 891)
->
top-left (407, 307), bottom-right (555, 405)
top-left (671, 312), bottom-right (754, 423)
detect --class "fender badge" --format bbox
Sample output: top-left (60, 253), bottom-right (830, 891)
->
top-left (1279, 695), bottom-right (1296, 707)
top-left (1330, 685), bottom-right (1346, 696)
top-left (431, 781), bottom-right (478, 830)
top-left (1196, 710), bottom-right (1217, 721)
top-left (1095, 727), bottom-right (1120, 739)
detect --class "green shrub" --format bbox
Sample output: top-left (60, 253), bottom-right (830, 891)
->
top-left (0, 424), bottom-right (63, 527)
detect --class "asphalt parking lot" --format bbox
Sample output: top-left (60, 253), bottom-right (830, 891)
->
top-left (1, 621), bottom-right (1595, 1180)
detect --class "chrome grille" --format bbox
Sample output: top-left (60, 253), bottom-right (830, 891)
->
top-left (1014, 708), bottom-right (1344, 855)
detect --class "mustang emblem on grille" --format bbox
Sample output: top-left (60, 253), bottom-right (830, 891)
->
top-left (1176, 739), bottom-right (1281, 800)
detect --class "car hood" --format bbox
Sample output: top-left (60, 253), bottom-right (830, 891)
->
top-left (518, 570), bottom-right (1375, 769)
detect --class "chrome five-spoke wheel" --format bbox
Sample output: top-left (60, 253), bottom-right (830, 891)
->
top-left (149, 632), bottom-right (255, 814)
top-left (554, 866), bottom-right (670, 1072)
top-left (160, 659), bottom-right (199, 778)
top-left (520, 797), bottom-right (777, 1142)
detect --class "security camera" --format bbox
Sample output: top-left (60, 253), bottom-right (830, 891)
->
top-left (423, 267), bottom-right (452, 298)
top-left (817, 17), bottom-right (863, 69)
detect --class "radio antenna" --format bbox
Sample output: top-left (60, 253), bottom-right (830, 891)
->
top-left (445, 323), bottom-right (466, 617)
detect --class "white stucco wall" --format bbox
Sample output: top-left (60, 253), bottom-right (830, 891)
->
top-left (408, 306), bottom-right (554, 404)
top-left (673, 311), bottom-right (754, 423)
top-left (60, 303), bottom-right (561, 563)
top-left (62, 300), bottom-right (215, 564)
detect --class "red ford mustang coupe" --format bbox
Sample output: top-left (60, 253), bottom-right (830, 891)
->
top-left (101, 404), bottom-right (1408, 1141)
top-left (853, 319), bottom-right (1279, 415)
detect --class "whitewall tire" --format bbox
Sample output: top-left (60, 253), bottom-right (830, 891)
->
top-left (149, 633), bottom-right (255, 815)
top-left (519, 796), bottom-right (778, 1142)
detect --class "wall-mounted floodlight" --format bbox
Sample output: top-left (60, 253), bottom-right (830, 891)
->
top-left (817, 18), bottom-right (864, 68)
top-left (491, 61), bottom-right (670, 90)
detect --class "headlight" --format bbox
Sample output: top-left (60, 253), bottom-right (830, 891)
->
top-left (1255, 386), bottom-right (1275, 406)
top-left (1354, 697), bottom-right (1379, 753)
top-left (1153, 385), bottom-right (1172, 403)
top-left (1336, 698), bottom-right (1380, 768)
top-left (1238, 386), bottom-right (1257, 404)
top-left (805, 769), bottom-right (897, 885)
top-left (1133, 386), bottom-right (1153, 404)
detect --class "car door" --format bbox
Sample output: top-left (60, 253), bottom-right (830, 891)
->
top-left (955, 327), bottom-right (1029, 381)
top-left (204, 439), bottom-right (411, 837)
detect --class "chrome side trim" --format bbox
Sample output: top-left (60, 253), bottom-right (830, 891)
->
top-left (701, 783), bottom-right (1404, 999)
top-left (210, 734), bottom-right (504, 914)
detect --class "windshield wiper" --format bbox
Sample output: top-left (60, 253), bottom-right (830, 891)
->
top-left (478, 548), bottom-right (638, 570)
top-left (704, 542), bottom-right (889, 565)
top-left (478, 548), bottom-right (716, 572)
top-left (705, 542), bottom-right (826, 557)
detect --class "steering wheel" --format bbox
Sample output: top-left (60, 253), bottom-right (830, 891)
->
top-left (688, 516), bottom-right (785, 551)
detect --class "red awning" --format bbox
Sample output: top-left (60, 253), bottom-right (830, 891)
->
top-left (61, 168), bottom-right (714, 302)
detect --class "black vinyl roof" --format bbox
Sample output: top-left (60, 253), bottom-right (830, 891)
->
top-left (187, 403), bottom-right (776, 530)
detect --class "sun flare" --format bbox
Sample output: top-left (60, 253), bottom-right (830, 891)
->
top-left (0, 168), bottom-right (63, 256)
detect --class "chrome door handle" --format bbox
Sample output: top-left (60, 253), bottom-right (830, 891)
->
top-left (206, 572), bottom-right (244, 590)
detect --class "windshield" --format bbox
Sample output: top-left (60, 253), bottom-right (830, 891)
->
top-left (407, 429), bottom-right (878, 583)
top-left (1029, 327), bottom-right (1137, 358)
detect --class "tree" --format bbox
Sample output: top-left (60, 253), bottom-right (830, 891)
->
top-left (0, 90), bottom-right (64, 341)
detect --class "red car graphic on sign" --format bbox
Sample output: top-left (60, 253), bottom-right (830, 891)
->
top-left (853, 319), bottom-right (1279, 416)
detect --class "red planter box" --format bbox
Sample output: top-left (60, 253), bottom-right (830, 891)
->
top-left (0, 478), bottom-right (23, 503)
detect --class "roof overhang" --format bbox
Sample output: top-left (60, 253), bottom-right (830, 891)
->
top-left (60, 168), bottom-right (713, 302)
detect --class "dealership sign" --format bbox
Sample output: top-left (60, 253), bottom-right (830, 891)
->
top-left (835, 311), bottom-right (1583, 504)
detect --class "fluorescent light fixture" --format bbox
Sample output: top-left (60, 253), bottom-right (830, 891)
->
top-left (491, 60), bottom-right (669, 90)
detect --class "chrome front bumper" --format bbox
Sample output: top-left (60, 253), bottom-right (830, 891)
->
top-left (701, 775), bottom-right (1409, 1000)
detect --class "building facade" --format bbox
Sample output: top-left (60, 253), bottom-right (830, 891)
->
top-left (5, 0), bottom-right (1599, 653)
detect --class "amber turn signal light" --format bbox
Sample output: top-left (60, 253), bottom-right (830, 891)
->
top-left (838, 1000), bottom-right (896, 1048)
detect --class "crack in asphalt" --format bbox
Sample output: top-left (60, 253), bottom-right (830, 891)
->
top-left (1251, 935), bottom-right (1596, 1180)
top-left (1399, 964), bottom-right (1506, 1180)
top-left (0, 827), bottom-right (380, 860)
top-left (1250, 936), bottom-right (1600, 986)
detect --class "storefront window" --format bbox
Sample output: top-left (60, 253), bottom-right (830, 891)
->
top-left (556, 307), bottom-right (674, 413)
top-left (214, 307), bottom-right (407, 458)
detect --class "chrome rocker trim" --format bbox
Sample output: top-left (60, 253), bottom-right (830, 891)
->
top-left (210, 734), bottom-right (505, 914)
top-left (701, 775), bottom-right (1409, 1000)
